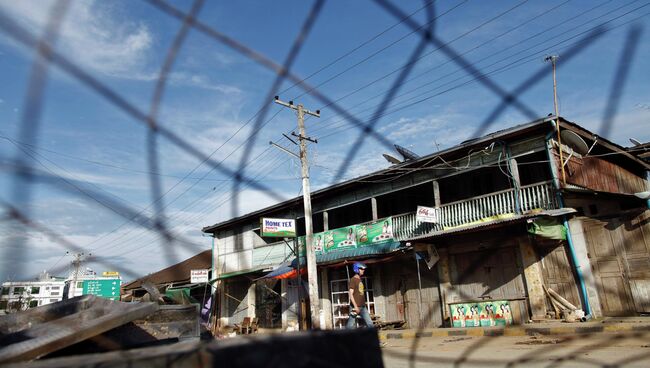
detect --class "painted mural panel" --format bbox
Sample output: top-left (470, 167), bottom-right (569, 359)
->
top-left (449, 301), bottom-right (513, 327)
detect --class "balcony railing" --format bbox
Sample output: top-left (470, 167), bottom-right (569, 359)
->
top-left (393, 181), bottom-right (558, 241)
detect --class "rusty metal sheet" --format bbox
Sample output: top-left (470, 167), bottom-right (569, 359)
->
top-left (0, 295), bottom-right (158, 364)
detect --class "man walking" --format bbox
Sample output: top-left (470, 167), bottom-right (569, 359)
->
top-left (347, 262), bottom-right (374, 328)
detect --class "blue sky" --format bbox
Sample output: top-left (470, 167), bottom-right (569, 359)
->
top-left (1, 0), bottom-right (649, 281)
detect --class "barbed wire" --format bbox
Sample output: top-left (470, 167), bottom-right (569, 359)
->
top-left (0, 0), bottom-right (648, 366)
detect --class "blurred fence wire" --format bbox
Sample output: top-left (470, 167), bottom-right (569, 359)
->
top-left (0, 0), bottom-right (648, 365)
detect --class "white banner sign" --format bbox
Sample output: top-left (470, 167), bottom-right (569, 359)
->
top-left (261, 218), bottom-right (296, 237)
top-left (190, 269), bottom-right (209, 283)
top-left (416, 206), bottom-right (438, 223)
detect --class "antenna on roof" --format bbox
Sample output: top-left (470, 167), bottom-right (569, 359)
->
top-left (382, 154), bottom-right (402, 165)
top-left (630, 138), bottom-right (642, 146)
top-left (394, 144), bottom-right (419, 161)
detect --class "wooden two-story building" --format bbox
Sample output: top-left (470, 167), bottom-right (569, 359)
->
top-left (202, 116), bottom-right (650, 331)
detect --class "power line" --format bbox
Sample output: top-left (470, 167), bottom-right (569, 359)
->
top-left (114, 148), bottom-right (293, 259)
top-left (313, 2), bottom-right (649, 141)
top-left (309, 0), bottom-right (584, 134)
top-left (308, 0), bottom-right (627, 137)
top-left (292, 0), bottom-right (469, 101)
top-left (279, 0), bottom-right (438, 96)
top-left (114, 0), bottom-right (644, 252)
top-left (92, 147), bottom-right (289, 256)
top-left (314, 0), bottom-right (531, 113)
top-left (0, 133), bottom-right (297, 182)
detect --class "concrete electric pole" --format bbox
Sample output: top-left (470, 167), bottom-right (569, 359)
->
top-left (70, 252), bottom-right (91, 297)
top-left (545, 55), bottom-right (566, 184)
top-left (273, 96), bottom-right (321, 329)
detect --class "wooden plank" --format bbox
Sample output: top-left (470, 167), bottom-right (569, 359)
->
top-left (0, 296), bottom-right (158, 364)
top-left (630, 280), bottom-right (650, 313)
top-left (5, 328), bottom-right (383, 368)
top-left (583, 218), bottom-right (636, 316)
top-left (565, 155), bottom-right (646, 194)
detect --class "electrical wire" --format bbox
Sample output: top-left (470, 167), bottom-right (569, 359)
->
top-left (94, 147), bottom-right (289, 256)
top-left (314, 3), bottom-right (650, 141)
top-left (309, 0), bottom-right (642, 139)
top-left (0, 132), bottom-right (296, 183)
top-left (279, 0), bottom-right (439, 96)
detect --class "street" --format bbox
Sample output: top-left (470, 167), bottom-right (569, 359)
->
top-left (381, 331), bottom-right (650, 367)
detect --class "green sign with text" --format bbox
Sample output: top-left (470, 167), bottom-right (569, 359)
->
top-left (82, 279), bottom-right (121, 300)
top-left (297, 217), bottom-right (395, 255)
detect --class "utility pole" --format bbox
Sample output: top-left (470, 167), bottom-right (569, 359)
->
top-left (545, 55), bottom-right (566, 184)
top-left (70, 252), bottom-right (90, 298)
top-left (274, 96), bottom-right (321, 329)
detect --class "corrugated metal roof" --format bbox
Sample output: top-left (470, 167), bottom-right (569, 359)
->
top-left (316, 241), bottom-right (404, 264)
top-left (202, 117), bottom-right (558, 233)
top-left (403, 209), bottom-right (576, 242)
top-left (215, 266), bottom-right (270, 280)
top-left (122, 249), bottom-right (211, 290)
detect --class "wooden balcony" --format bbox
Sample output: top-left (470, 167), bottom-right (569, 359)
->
top-left (393, 181), bottom-right (558, 241)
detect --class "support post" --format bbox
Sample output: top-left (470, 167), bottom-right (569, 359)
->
top-left (509, 157), bottom-right (522, 213)
top-left (432, 181), bottom-right (441, 208)
top-left (436, 248), bottom-right (454, 325)
top-left (545, 55), bottom-right (566, 185)
top-left (320, 268), bottom-right (333, 329)
top-left (517, 237), bottom-right (547, 320)
top-left (371, 197), bottom-right (378, 220)
top-left (69, 252), bottom-right (90, 298)
top-left (274, 97), bottom-right (321, 329)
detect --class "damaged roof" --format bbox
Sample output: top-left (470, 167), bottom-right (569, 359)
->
top-left (121, 249), bottom-right (211, 291)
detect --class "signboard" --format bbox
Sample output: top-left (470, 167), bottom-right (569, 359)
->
top-left (416, 206), bottom-right (438, 223)
top-left (102, 271), bottom-right (119, 277)
top-left (190, 269), bottom-right (209, 283)
top-left (82, 279), bottom-right (121, 300)
top-left (261, 218), bottom-right (296, 237)
top-left (449, 300), bottom-right (513, 328)
top-left (297, 217), bottom-right (395, 255)
top-left (357, 218), bottom-right (393, 246)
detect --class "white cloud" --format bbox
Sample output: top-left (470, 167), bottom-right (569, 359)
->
top-left (0, 0), bottom-right (152, 78)
top-left (170, 72), bottom-right (242, 94)
top-left (573, 108), bottom-right (650, 146)
top-left (197, 188), bottom-right (294, 225)
top-left (559, 92), bottom-right (650, 146)
top-left (380, 112), bottom-right (475, 150)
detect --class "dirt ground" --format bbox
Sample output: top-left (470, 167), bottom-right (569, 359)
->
top-left (381, 330), bottom-right (650, 367)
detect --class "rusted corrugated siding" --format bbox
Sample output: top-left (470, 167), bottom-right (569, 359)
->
top-left (559, 153), bottom-right (646, 194)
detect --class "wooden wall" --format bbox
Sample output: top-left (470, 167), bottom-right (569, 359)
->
top-left (535, 239), bottom-right (581, 311)
top-left (449, 245), bottom-right (527, 301)
top-left (377, 257), bottom-right (443, 328)
top-left (581, 211), bottom-right (650, 315)
top-left (559, 153), bottom-right (646, 194)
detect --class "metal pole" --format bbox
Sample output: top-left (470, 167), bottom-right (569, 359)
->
top-left (297, 103), bottom-right (320, 329)
top-left (294, 235), bottom-right (302, 330)
top-left (415, 252), bottom-right (423, 327)
top-left (274, 97), bottom-right (321, 329)
top-left (70, 252), bottom-right (88, 298)
top-left (546, 55), bottom-right (566, 185)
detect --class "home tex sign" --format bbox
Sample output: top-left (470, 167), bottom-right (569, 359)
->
top-left (261, 218), bottom-right (296, 237)
top-left (416, 206), bottom-right (439, 223)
